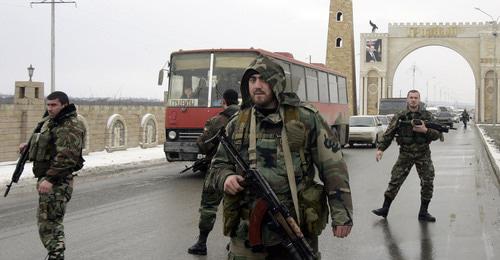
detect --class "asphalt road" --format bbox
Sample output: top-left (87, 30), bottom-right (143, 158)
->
top-left (0, 124), bottom-right (499, 260)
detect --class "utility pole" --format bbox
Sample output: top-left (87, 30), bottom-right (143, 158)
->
top-left (31, 0), bottom-right (76, 93)
top-left (407, 63), bottom-right (420, 93)
top-left (475, 7), bottom-right (499, 125)
top-left (411, 65), bottom-right (416, 90)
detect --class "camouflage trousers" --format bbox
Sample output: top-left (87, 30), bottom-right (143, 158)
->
top-left (37, 179), bottom-right (73, 260)
top-left (227, 237), bottom-right (320, 260)
top-left (384, 149), bottom-right (435, 201)
top-left (197, 188), bottom-right (223, 233)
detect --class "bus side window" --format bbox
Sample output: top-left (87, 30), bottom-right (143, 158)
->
top-left (328, 74), bottom-right (339, 103)
top-left (305, 68), bottom-right (319, 102)
top-left (318, 72), bottom-right (329, 103)
top-left (291, 64), bottom-right (306, 100)
top-left (338, 76), bottom-right (348, 104)
top-left (276, 61), bottom-right (293, 93)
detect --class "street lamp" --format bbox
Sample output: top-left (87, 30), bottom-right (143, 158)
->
top-left (27, 64), bottom-right (35, 82)
top-left (475, 7), bottom-right (499, 125)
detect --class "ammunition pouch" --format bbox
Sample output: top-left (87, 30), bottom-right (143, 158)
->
top-left (299, 182), bottom-right (329, 236)
top-left (28, 132), bottom-right (52, 162)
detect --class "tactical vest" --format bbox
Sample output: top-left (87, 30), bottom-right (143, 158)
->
top-left (28, 118), bottom-right (84, 179)
top-left (224, 105), bottom-right (329, 237)
top-left (29, 120), bottom-right (56, 177)
top-left (396, 112), bottom-right (429, 145)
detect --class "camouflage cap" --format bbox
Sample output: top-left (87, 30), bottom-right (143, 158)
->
top-left (240, 55), bottom-right (286, 109)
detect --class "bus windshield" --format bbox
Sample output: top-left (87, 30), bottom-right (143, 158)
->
top-left (168, 53), bottom-right (211, 107)
top-left (167, 51), bottom-right (256, 107)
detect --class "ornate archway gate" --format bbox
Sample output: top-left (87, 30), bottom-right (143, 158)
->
top-left (359, 22), bottom-right (499, 123)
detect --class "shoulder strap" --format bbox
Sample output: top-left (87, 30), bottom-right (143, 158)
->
top-left (233, 108), bottom-right (251, 146)
top-left (248, 108), bottom-right (257, 168)
top-left (280, 106), bottom-right (301, 224)
top-left (285, 106), bottom-right (309, 174)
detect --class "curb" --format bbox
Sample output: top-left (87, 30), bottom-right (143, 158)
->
top-left (475, 124), bottom-right (500, 184)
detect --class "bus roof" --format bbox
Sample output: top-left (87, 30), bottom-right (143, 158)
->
top-left (170, 48), bottom-right (346, 77)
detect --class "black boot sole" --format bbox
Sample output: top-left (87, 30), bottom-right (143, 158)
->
top-left (372, 209), bottom-right (388, 218)
top-left (188, 248), bottom-right (207, 255)
top-left (418, 216), bottom-right (436, 222)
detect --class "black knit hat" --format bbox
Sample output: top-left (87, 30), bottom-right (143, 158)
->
top-left (223, 89), bottom-right (239, 105)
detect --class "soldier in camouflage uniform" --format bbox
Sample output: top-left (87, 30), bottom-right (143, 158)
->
top-left (373, 90), bottom-right (440, 222)
top-left (188, 89), bottom-right (240, 255)
top-left (208, 56), bottom-right (353, 259)
top-left (22, 91), bottom-right (85, 260)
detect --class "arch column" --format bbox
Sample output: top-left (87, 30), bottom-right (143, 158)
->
top-left (363, 75), bottom-right (368, 114)
top-left (480, 76), bottom-right (485, 122)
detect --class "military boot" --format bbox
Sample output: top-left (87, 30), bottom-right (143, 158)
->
top-left (187, 231), bottom-right (209, 255)
top-left (372, 196), bottom-right (393, 218)
top-left (418, 199), bottom-right (436, 222)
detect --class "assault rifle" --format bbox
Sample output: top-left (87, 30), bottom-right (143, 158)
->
top-left (399, 119), bottom-right (456, 133)
top-left (4, 117), bottom-right (46, 197)
top-left (213, 128), bottom-right (316, 260)
top-left (179, 157), bottom-right (210, 174)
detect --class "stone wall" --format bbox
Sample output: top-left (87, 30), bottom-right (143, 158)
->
top-left (76, 104), bottom-right (165, 153)
top-left (0, 81), bottom-right (166, 162)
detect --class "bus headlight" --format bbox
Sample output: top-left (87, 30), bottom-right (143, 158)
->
top-left (168, 130), bottom-right (177, 140)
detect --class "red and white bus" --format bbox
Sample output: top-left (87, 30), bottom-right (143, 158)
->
top-left (159, 48), bottom-right (349, 161)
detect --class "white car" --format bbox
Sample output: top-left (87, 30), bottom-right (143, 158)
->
top-left (376, 115), bottom-right (390, 132)
top-left (348, 115), bottom-right (385, 148)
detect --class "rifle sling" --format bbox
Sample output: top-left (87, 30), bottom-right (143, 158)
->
top-left (248, 107), bottom-right (301, 225)
top-left (279, 106), bottom-right (301, 225)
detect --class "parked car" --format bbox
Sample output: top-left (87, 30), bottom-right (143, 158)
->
top-left (435, 111), bottom-right (454, 127)
top-left (348, 115), bottom-right (385, 148)
top-left (426, 107), bottom-right (439, 116)
top-left (376, 115), bottom-right (390, 132)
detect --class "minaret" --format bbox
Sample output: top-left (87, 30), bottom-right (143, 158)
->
top-left (326, 0), bottom-right (357, 115)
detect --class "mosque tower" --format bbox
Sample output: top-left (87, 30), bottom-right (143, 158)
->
top-left (326, 0), bottom-right (357, 115)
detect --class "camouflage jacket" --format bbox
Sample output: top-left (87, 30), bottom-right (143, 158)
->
top-left (377, 107), bottom-right (440, 152)
top-left (30, 104), bottom-right (86, 184)
top-left (208, 56), bottom-right (352, 244)
top-left (196, 104), bottom-right (239, 159)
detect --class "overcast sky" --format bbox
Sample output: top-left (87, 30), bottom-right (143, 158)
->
top-left (0, 0), bottom-right (498, 104)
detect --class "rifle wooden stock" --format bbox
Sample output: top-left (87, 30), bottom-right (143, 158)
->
top-left (216, 128), bottom-right (316, 260)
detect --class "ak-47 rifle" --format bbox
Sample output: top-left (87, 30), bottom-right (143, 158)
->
top-left (4, 117), bottom-right (46, 197)
top-left (179, 157), bottom-right (210, 174)
top-left (214, 128), bottom-right (316, 260)
top-left (400, 119), bottom-right (456, 133)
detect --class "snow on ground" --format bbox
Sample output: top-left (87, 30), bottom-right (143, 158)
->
top-left (477, 125), bottom-right (500, 171)
top-left (0, 145), bottom-right (165, 185)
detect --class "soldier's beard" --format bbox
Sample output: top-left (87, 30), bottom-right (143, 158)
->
top-left (251, 94), bottom-right (277, 109)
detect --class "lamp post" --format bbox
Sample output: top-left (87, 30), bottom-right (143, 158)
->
top-left (27, 64), bottom-right (35, 82)
top-left (475, 7), bottom-right (499, 125)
